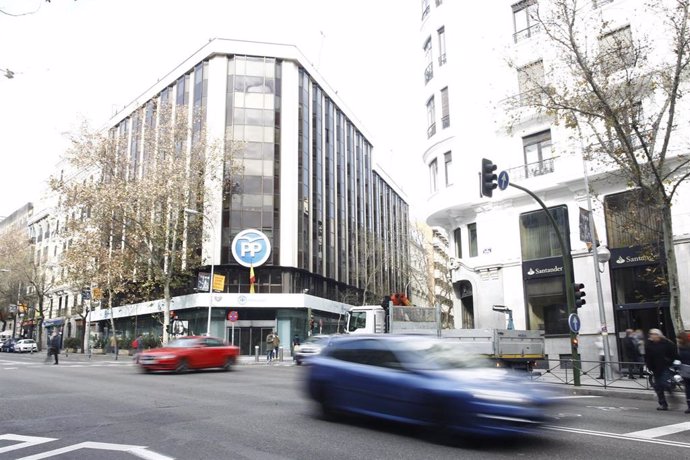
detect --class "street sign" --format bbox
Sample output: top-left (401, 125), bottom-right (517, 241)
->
top-left (568, 313), bottom-right (581, 333)
top-left (227, 310), bottom-right (238, 322)
top-left (498, 170), bottom-right (510, 191)
top-left (231, 229), bottom-right (271, 268)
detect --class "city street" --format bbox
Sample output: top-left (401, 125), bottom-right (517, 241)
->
top-left (1, 353), bottom-right (689, 459)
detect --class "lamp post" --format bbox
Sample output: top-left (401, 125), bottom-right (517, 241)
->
top-left (185, 208), bottom-right (216, 337)
top-left (1, 269), bottom-right (20, 339)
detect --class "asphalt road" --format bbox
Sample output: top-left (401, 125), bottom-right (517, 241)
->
top-left (1, 352), bottom-right (690, 459)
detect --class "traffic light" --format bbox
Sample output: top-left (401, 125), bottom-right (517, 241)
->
top-left (481, 158), bottom-right (498, 198)
top-left (571, 335), bottom-right (579, 350)
top-left (573, 283), bottom-right (586, 309)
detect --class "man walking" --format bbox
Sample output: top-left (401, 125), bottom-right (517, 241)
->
top-left (645, 328), bottom-right (679, 410)
top-left (266, 331), bottom-right (275, 362)
top-left (622, 329), bottom-right (641, 379)
top-left (46, 331), bottom-right (61, 365)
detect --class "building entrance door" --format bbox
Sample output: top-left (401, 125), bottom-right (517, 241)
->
top-left (615, 303), bottom-right (674, 358)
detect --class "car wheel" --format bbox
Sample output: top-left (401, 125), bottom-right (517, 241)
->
top-left (175, 359), bottom-right (189, 373)
top-left (222, 357), bottom-right (235, 371)
top-left (317, 385), bottom-right (337, 420)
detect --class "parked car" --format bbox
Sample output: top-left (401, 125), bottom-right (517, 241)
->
top-left (306, 335), bottom-right (557, 438)
top-left (1, 338), bottom-right (17, 352)
top-left (294, 335), bottom-right (331, 365)
top-left (15, 339), bottom-right (38, 353)
top-left (137, 336), bottom-right (240, 373)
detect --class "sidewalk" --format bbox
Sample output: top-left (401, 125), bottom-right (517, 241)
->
top-left (37, 351), bottom-right (296, 366)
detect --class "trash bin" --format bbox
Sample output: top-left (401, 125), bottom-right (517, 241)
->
top-left (255, 345), bottom-right (259, 362)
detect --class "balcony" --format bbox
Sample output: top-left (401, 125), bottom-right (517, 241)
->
top-left (424, 63), bottom-right (434, 84)
top-left (427, 123), bottom-right (437, 139)
top-left (422, 5), bottom-right (430, 21)
top-left (441, 115), bottom-right (450, 129)
top-left (513, 23), bottom-right (541, 44)
top-left (505, 157), bottom-right (557, 181)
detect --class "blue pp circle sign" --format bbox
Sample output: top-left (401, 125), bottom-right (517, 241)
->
top-left (568, 313), bottom-right (581, 333)
top-left (498, 171), bottom-right (510, 191)
top-left (231, 229), bottom-right (271, 267)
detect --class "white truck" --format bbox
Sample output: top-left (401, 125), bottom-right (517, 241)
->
top-left (345, 305), bottom-right (544, 370)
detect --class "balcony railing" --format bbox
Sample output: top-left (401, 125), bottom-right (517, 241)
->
top-left (421, 5), bottom-right (430, 20)
top-left (427, 123), bottom-right (437, 139)
top-left (513, 23), bottom-right (541, 43)
top-left (441, 115), bottom-right (450, 129)
top-left (438, 53), bottom-right (446, 66)
top-left (424, 63), bottom-right (434, 84)
top-left (505, 157), bottom-right (557, 181)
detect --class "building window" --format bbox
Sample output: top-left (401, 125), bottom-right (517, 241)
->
top-left (604, 190), bottom-right (662, 248)
top-left (453, 228), bottom-right (462, 259)
top-left (522, 130), bottom-right (554, 178)
top-left (444, 152), bottom-right (452, 186)
top-left (429, 158), bottom-right (438, 193)
top-left (517, 59), bottom-right (544, 105)
top-left (519, 205), bottom-right (569, 261)
top-left (426, 96), bottom-right (436, 138)
top-left (525, 277), bottom-right (568, 335)
top-left (437, 27), bottom-right (447, 66)
top-left (468, 223), bottom-right (478, 257)
top-left (440, 87), bottom-right (450, 128)
top-left (423, 37), bottom-right (433, 84)
top-left (421, 0), bottom-right (430, 20)
top-left (599, 25), bottom-right (634, 74)
top-left (513, 0), bottom-right (539, 43)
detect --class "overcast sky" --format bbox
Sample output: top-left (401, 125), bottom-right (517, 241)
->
top-left (0, 0), bottom-right (424, 218)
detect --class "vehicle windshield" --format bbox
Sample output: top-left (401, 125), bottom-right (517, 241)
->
top-left (303, 336), bottom-right (327, 345)
top-left (399, 340), bottom-right (491, 370)
top-left (348, 312), bottom-right (367, 332)
top-left (166, 338), bottom-right (198, 348)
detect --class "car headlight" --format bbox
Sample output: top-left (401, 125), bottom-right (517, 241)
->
top-left (157, 354), bottom-right (177, 360)
top-left (471, 389), bottom-right (529, 404)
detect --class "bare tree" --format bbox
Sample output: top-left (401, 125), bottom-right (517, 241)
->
top-left (509, 0), bottom-right (690, 333)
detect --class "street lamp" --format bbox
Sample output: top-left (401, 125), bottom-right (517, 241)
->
top-left (1, 268), bottom-right (20, 339)
top-left (492, 305), bottom-right (514, 330)
top-left (184, 208), bottom-right (216, 337)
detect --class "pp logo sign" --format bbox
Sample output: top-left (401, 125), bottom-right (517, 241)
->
top-left (231, 229), bottom-right (271, 267)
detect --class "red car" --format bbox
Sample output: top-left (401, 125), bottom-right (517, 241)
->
top-left (137, 336), bottom-right (239, 373)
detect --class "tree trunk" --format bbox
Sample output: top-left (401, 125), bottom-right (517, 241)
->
top-left (36, 299), bottom-right (44, 352)
top-left (163, 278), bottom-right (171, 344)
top-left (108, 292), bottom-right (118, 360)
top-left (661, 205), bottom-right (685, 336)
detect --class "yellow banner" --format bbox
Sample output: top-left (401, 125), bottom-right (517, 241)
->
top-left (212, 274), bottom-right (225, 292)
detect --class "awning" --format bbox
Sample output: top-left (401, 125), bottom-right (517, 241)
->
top-left (43, 318), bottom-right (65, 327)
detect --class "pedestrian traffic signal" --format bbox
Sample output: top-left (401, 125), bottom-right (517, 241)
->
top-left (573, 282), bottom-right (586, 309)
top-left (481, 158), bottom-right (498, 198)
top-left (571, 336), bottom-right (579, 349)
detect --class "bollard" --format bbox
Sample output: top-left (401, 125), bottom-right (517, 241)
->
top-left (255, 345), bottom-right (259, 362)
top-left (279, 346), bottom-right (284, 362)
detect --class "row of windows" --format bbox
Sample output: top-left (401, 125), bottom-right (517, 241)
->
top-left (513, 0), bottom-right (615, 43)
top-left (428, 151), bottom-right (452, 193)
top-left (421, 0), bottom-right (443, 22)
top-left (425, 86), bottom-right (450, 139)
top-left (423, 26), bottom-right (446, 84)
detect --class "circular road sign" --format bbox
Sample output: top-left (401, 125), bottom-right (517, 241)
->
top-left (231, 229), bottom-right (271, 268)
top-left (498, 170), bottom-right (510, 191)
top-left (568, 313), bottom-right (581, 333)
top-left (227, 310), bottom-right (238, 322)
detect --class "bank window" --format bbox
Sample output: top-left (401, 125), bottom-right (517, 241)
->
top-left (513, 0), bottom-right (539, 43)
top-left (429, 158), bottom-right (438, 193)
top-left (453, 228), bottom-right (462, 259)
top-left (525, 277), bottom-right (568, 335)
top-left (468, 223), bottom-right (478, 257)
top-left (604, 190), bottom-right (662, 248)
top-left (519, 205), bottom-right (569, 261)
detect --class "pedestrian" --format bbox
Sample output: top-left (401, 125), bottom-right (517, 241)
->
top-left (132, 334), bottom-right (144, 363)
top-left (596, 336), bottom-right (605, 379)
top-left (266, 331), bottom-right (275, 362)
top-left (45, 331), bottom-right (60, 365)
top-left (273, 332), bottom-right (281, 360)
top-left (677, 331), bottom-right (690, 414)
top-left (622, 329), bottom-right (641, 379)
top-left (645, 328), bottom-right (679, 411)
top-left (635, 329), bottom-right (646, 373)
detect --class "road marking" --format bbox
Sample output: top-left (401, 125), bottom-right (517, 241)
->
top-left (15, 441), bottom-right (174, 460)
top-left (585, 405), bottom-right (639, 412)
top-left (2, 367), bottom-right (19, 370)
top-left (545, 425), bottom-right (690, 449)
top-left (549, 396), bottom-right (601, 400)
top-left (625, 422), bottom-right (690, 439)
top-left (0, 434), bottom-right (56, 455)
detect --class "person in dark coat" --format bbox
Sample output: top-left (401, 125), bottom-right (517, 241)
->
top-left (677, 331), bottom-right (690, 414)
top-left (48, 331), bottom-right (61, 365)
top-left (622, 329), bottom-right (641, 379)
top-left (645, 328), bottom-right (679, 410)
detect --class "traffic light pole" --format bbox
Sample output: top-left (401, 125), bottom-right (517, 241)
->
top-left (509, 182), bottom-right (581, 386)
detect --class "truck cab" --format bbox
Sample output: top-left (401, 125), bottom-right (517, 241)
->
top-left (345, 306), bottom-right (386, 334)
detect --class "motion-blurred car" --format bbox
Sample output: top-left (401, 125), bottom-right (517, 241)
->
top-left (307, 335), bottom-right (556, 437)
top-left (137, 336), bottom-right (239, 373)
top-left (1, 338), bottom-right (17, 352)
top-left (294, 335), bottom-right (331, 365)
top-left (15, 339), bottom-right (38, 353)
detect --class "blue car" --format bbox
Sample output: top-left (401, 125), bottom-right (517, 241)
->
top-left (1, 338), bottom-right (17, 352)
top-left (306, 335), bottom-right (556, 437)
